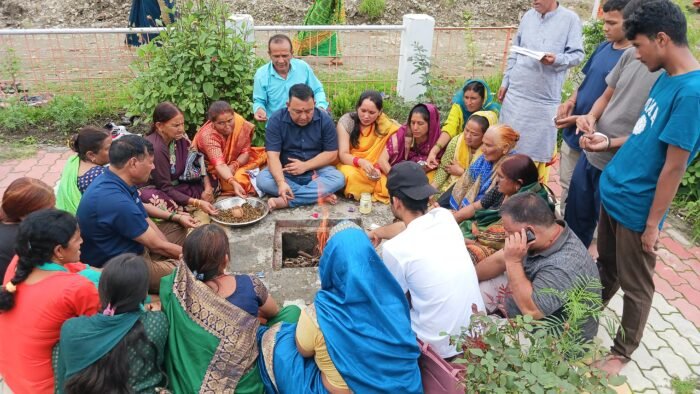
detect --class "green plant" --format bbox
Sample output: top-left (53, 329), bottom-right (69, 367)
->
top-left (128, 0), bottom-right (256, 136)
top-left (452, 278), bottom-right (626, 393)
top-left (670, 375), bottom-right (700, 394)
top-left (358, 0), bottom-right (386, 21)
top-left (462, 11), bottom-right (478, 75)
top-left (0, 47), bottom-right (22, 91)
top-left (408, 43), bottom-right (456, 110)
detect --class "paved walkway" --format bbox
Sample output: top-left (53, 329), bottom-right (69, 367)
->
top-left (1, 148), bottom-right (699, 393)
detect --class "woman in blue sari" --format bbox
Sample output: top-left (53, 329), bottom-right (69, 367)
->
top-left (127, 0), bottom-right (176, 46)
top-left (256, 222), bottom-right (422, 394)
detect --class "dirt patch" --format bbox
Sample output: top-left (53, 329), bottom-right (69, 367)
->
top-left (0, 0), bottom-right (592, 29)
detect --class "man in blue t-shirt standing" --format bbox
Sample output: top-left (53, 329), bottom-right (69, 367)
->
top-left (555, 0), bottom-right (631, 214)
top-left (257, 83), bottom-right (345, 209)
top-left (588, 0), bottom-right (700, 375)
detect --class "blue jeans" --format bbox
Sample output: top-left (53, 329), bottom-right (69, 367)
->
top-left (257, 166), bottom-right (345, 207)
top-left (564, 154), bottom-right (602, 247)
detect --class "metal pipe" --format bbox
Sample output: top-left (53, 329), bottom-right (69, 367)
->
top-left (0, 25), bottom-right (405, 36)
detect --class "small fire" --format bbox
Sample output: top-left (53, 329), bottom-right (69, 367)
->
top-left (314, 171), bottom-right (330, 255)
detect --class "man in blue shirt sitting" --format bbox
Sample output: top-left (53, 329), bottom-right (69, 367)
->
top-left (257, 83), bottom-right (345, 209)
top-left (590, 0), bottom-right (700, 375)
top-left (77, 135), bottom-right (184, 292)
top-left (253, 34), bottom-right (329, 122)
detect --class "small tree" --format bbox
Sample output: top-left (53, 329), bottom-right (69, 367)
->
top-left (128, 0), bottom-right (256, 137)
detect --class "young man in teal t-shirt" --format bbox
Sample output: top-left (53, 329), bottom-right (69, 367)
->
top-left (588, 0), bottom-right (700, 375)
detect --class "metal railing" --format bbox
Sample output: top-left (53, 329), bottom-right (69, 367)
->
top-left (0, 24), bottom-right (514, 105)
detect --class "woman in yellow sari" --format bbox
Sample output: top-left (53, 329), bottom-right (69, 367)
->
top-left (193, 101), bottom-right (267, 197)
top-left (336, 90), bottom-right (399, 203)
top-left (432, 110), bottom-right (498, 193)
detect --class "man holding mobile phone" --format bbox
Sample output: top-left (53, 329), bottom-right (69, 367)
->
top-left (475, 192), bottom-right (601, 342)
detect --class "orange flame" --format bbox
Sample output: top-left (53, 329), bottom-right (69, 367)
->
top-left (314, 171), bottom-right (330, 256)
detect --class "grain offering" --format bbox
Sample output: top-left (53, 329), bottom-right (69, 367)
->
top-left (214, 202), bottom-right (264, 224)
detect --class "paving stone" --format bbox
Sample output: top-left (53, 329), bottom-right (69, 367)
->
top-left (620, 361), bottom-right (656, 392)
top-left (608, 291), bottom-right (624, 315)
top-left (640, 367), bottom-right (672, 390)
top-left (656, 263), bottom-right (688, 286)
top-left (657, 248), bottom-right (692, 272)
top-left (663, 229), bottom-right (693, 250)
top-left (631, 342), bottom-right (662, 370)
top-left (662, 313), bottom-right (700, 347)
top-left (596, 322), bottom-right (614, 349)
top-left (653, 275), bottom-right (682, 300)
top-left (37, 152), bottom-right (63, 166)
top-left (657, 330), bottom-right (700, 366)
top-left (648, 308), bottom-right (675, 332)
top-left (652, 293), bottom-right (677, 316)
top-left (674, 284), bottom-right (700, 308)
top-left (669, 298), bottom-right (700, 329)
top-left (678, 269), bottom-right (700, 291)
top-left (640, 328), bottom-right (670, 351)
top-left (690, 247), bottom-right (700, 261)
top-left (650, 347), bottom-right (694, 379)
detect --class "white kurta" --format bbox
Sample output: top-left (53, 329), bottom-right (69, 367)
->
top-left (499, 6), bottom-right (584, 163)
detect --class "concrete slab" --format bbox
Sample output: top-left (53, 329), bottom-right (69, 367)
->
top-left (221, 198), bottom-right (395, 304)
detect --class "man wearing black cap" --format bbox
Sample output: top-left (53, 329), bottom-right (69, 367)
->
top-left (369, 161), bottom-right (484, 359)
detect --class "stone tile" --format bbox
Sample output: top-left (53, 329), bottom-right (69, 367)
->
top-left (652, 293), bottom-right (677, 316)
top-left (608, 291), bottom-right (624, 315)
top-left (632, 342), bottom-right (662, 370)
top-left (668, 298), bottom-right (700, 329)
top-left (663, 229), bottom-right (693, 249)
top-left (11, 158), bottom-right (39, 173)
top-left (648, 308), bottom-right (675, 332)
top-left (653, 275), bottom-right (682, 300)
top-left (657, 330), bottom-right (700, 366)
top-left (655, 263), bottom-right (688, 286)
top-left (596, 322), bottom-right (615, 349)
top-left (36, 152), bottom-right (63, 166)
top-left (639, 367), bottom-right (672, 390)
top-left (675, 284), bottom-right (700, 307)
top-left (690, 247), bottom-right (700, 261)
top-left (641, 328), bottom-right (669, 351)
top-left (678, 269), bottom-right (700, 291)
top-left (650, 345), bottom-right (694, 379)
top-left (620, 361), bottom-right (656, 392)
top-left (657, 249), bottom-right (692, 272)
top-left (662, 313), bottom-right (700, 347)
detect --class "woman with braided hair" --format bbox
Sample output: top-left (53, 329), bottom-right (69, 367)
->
top-left (0, 210), bottom-right (100, 394)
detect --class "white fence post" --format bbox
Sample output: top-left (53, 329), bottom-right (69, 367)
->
top-left (396, 14), bottom-right (435, 101)
top-left (227, 14), bottom-right (255, 44)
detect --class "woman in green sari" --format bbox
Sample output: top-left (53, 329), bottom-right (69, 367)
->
top-left (160, 225), bottom-right (300, 393)
top-left (54, 253), bottom-right (168, 394)
top-left (294, 0), bottom-right (345, 64)
top-left (459, 154), bottom-right (554, 264)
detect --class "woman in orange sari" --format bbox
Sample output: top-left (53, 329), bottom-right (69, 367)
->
top-left (336, 90), bottom-right (400, 203)
top-left (193, 101), bottom-right (267, 197)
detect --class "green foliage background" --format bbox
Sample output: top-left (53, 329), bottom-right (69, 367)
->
top-left (127, 0), bottom-right (256, 138)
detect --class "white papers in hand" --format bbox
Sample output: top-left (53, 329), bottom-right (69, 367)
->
top-left (510, 46), bottom-right (546, 60)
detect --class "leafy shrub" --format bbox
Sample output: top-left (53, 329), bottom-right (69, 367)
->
top-left (452, 278), bottom-right (626, 393)
top-left (128, 0), bottom-right (256, 136)
top-left (358, 0), bottom-right (386, 21)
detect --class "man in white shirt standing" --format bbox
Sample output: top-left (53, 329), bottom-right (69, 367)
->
top-left (369, 161), bottom-right (485, 359)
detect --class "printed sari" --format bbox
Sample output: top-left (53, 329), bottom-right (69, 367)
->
top-left (337, 113), bottom-right (400, 203)
top-left (294, 0), bottom-right (345, 57)
top-left (193, 113), bottom-right (267, 197)
top-left (465, 183), bottom-right (554, 263)
top-left (386, 103), bottom-right (443, 183)
top-left (160, 261), bottom-right (299, 393)
top-left (449, 153), bottom-right (510, 210)
top-left (256, 222), bottom-right (423, 394)
top-left (432, 110), bottom-right (499, 193)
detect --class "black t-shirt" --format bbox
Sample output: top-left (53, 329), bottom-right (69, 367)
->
top-left (0, 222), bottom-right (19, 279)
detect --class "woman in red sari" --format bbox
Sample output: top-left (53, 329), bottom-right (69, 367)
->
top-left (193, 101), bottom-right (267, 197)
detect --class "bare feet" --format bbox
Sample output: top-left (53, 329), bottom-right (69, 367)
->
top-left (268, 197), bottom-right (289, 211)
top-left (321, 194), bottom-right (338, 205)
top-left (593, 354), bottom-right (630, 377)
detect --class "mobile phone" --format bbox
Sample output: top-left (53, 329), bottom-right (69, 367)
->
top-left (525, 228), bottom-right (536, 243)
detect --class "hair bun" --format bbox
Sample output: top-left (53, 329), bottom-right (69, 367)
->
top-left (69, 133), bottom-right (80, 153)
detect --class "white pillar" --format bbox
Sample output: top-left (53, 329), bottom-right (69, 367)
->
top-left (396, 14), bottom-right (435, 101)
top-left (227, 14), bottom-right (255, 44)
top-left (591, 0), bottom-right (601, 19)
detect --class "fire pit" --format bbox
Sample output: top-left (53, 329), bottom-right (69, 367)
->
top-left (272, 219), bottom-right (362, 270)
